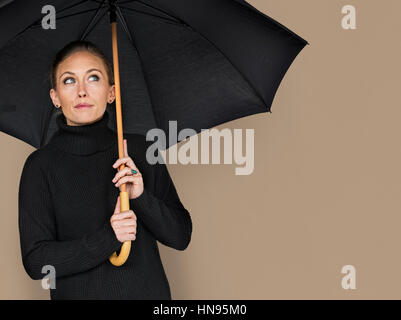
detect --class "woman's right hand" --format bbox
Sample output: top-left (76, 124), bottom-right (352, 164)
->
top-left (110, 196), bottom-right (137, 243)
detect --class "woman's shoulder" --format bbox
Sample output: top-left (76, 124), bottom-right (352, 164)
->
top-left (22, 143), bottom-right (60, 174)
top-left (20, 145), bottom-right (66, 192)
top-left (19, 149), bottom-right (49, 183)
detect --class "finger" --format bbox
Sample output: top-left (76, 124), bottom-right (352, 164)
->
top-left (124, 139), bottom-right (128, 157)
top-left (113, 169), bottom-right (143, 187)
top-left (113, 156), bottom-right (138, 171)
top-left (113, 165), bottom-right (141, 182)
top-left (112, 167), bottom-right (132, 183)
top-left (114, 216), bottom-right (137, 225)
top-left (127, 234), bottom-right (136, 241)
top-left (112, 210), bottom-right (137, 221)
top-left (113, 219), bottom-right (137, 228)
top-left (112, 156), bottom-right (138, 171)
top-left (115, 227), bottom-right (137, 235)
top-left (113, 196), bottom-right (121, 214)
top-left (115, 175), bottom-right (142, 188)
top-left (113, 210), bottom-right (136, 221)
top-left (115, 224), bottom-right (137, 233)
top-left (119, 233), bottom-right (136, 241)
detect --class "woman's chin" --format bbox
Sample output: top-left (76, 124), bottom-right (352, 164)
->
top-left (69, 108), bottom-right (102, 125)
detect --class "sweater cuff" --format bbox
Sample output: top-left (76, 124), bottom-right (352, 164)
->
top-left (86, 221), bottom-right (123, 256)
top-left (129, 188), bottom-right (152, 215)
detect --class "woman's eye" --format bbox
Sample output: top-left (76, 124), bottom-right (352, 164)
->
top-left (63, 77), bottom-right (74, 84)
top-left (89, 74), bottom-right (99, 81)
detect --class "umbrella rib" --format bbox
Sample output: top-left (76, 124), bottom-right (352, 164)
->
top-left (35, 0), bottom-right (94, 25)
top-left (114, 6), bottom-right (161, 130)
top-left (89, 0), bottom-right (145, 5)
top-left (79, 0), bottom-right (108, 40)
top-left (57, 0), bottom-right (92, 15)
top-left (115, 5), bottom-right (137, 50)
top-left (117, 0), bottom-right (139, 4)
top-left (80, 8), bottom-right (108, 40)
top-left (119, 2), bottom-right (268, 114)
top-left (58, 5), bottom-right (109, 21)
top-left (118, 5), bottom-right (185, 27)
top-left (130, 0), bottom-right (187, 26)
top-left (189, 26), bottom-right (270, 112)
top-left (26, 6), bottom-right (108, 28)
top-left (7, 0), bottom-right (91, 43)
top-left (131, 1), bottom-right (270, 111)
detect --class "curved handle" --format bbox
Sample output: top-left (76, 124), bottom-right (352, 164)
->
top-left (109, 191), bottom-right (132, 266)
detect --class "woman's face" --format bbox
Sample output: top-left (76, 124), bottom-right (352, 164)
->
top-left (50, 51), bottom-right (115, 126)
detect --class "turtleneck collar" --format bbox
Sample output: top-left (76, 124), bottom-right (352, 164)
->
top-left (50, 111), bottom-right (116, 156)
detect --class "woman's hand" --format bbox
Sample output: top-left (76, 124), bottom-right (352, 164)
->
top-left (112, 139), bottom-right (144, 199)
top-left (110, 196), bottom-right (137, 243)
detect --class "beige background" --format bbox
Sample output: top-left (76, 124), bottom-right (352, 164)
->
top-left (1, 0), bottom-right (400, 299)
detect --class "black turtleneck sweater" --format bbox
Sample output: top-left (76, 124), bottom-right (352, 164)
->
top-left (18, 111), bottom-right (192, 300)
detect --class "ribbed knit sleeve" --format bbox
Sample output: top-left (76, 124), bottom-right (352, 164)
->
top-left (129, 158), bottom-right (192, 251)
top-left (18, 152), bottom-right (122, 280)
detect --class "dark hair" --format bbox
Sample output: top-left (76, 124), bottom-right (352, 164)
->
top-left (49, 40), bottom-right (114, 90)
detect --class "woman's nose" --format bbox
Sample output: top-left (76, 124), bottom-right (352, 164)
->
top-left (78, 83), bottom-right (87, 97)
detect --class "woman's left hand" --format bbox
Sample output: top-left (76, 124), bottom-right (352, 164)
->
top-left (112, 139), bottom-right (144, 199)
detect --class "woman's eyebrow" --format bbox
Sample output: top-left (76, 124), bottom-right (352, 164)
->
top-left (59, 68), bottom-right (103, 79)
top-left (86, 68), bottom-right (103, 75)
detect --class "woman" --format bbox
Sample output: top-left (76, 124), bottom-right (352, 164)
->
top-left (18, 40), bottom-right (192, 300)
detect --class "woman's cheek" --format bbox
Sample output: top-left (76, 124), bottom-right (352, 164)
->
top-left (59, 93), bottom-right (73, 106)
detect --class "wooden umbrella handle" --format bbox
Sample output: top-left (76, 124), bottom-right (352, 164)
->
top-left (109, 191), bottom-right (131, 266)
top-left (108, 19), bottom-right (132, 266)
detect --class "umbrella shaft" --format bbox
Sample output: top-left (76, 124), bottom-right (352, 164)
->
top-left (109, 17), bottom-right (132, 267)
top-left (111, 22), bottom-right (125, 172)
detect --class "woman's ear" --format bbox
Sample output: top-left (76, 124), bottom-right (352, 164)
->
top-left (49, 88), bottom-right (60, 107)
top-left (108, 84), bottom-right (116, 104)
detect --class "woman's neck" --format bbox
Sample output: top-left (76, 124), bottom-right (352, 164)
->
top-left (49, 111), bottom-right (116, 156)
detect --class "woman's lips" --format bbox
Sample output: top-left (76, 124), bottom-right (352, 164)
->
top-left (75, 103), bottom-right (93, 109)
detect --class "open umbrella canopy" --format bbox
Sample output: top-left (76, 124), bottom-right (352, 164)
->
top-left (0, 0), bottom-right (308, 150)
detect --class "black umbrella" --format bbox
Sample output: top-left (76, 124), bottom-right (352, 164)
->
top-left (0, 0), bottom-right (308, 265)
